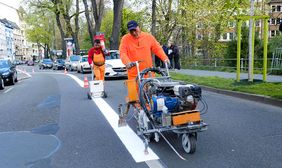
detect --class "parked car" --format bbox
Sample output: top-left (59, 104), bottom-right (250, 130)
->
top-left (0, 75), bottom-right (4, 90)
top-left (0, 59), bottom-right (18, 85)
top-left (105, 50), bottom-right (127, 78)
top-left (52, 59), bottom-right (65, 70)
top-left (77, 56), bottom-right (91, 73)
top-left (14, 59), bottom-right (23, 65)
top-left (27, 60), bottom-right (34, 66)
top-left (65, 55), bottom-right (81, 71)
top-left (39, 59), bottom-right (53, 69)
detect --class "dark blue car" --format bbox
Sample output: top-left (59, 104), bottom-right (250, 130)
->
top-left (0, 59), bottom-right (18, 85)
top-left (52, 59), bottom-right (65, 70)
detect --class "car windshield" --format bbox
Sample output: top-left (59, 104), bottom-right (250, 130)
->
top-left (106, 52), bottom-right (120, 60)
top-left (0, 60), bottom-right (9, 68)
top-left (81, 57), bottom-right (88, 62)
top-left (70, 55), bottom-right (80, 61)
top-left (43, 59), bottom-right (52, 63)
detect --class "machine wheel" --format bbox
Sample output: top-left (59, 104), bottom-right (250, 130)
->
top-left (102, 91), bottom-right (107, 98)
top-left (87, 92), bottom-right (92, 100)
top-left (145, 122), bottom-right (154, 141)
top-left (182, 133), bottom-right (196, 154)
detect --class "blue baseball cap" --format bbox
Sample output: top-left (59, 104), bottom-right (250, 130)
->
top-left (127, 20), bottom-right (138, 31)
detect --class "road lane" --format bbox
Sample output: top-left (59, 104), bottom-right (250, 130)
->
top-left (100, 76), bottom-right (282, 168)
top-left (1, 66), bottom-right (282, 168)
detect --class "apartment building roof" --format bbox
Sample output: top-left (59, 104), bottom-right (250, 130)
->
top-left (0, 18), bottom-right (20, 29)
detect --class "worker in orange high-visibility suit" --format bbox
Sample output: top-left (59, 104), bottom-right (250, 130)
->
top-left (88, 39), bottom-right (107, 80)
top-left (119, 20), bottom-right (170, 80)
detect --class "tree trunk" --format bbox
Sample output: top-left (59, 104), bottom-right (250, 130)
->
top-left (61, 0), bottom-right (80, 55)
top-left (54, 7), bottom-right (66, 58)
top-left (151, 0), bottom-right (156, 36)
top-left (83, 0), bottom-right (95, 46)
top-left (151, 0), bottom-right (157, 65)
top-left (74, 0), bottom-right (80, 54)
top-left (91, 0), bottom-right (105, 34)
top-left (109, 0), bottom-right (124, 50)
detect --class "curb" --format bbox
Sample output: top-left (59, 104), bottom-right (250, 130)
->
top-left (201, 85), bottom-right (282, 108)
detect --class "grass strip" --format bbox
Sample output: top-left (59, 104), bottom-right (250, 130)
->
top-left (170, 72), bottom-right (282, 100)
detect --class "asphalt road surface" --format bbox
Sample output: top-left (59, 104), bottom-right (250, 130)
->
top-left (0, 65), bottom-right (281, 168)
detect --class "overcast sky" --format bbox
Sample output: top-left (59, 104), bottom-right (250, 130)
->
top-left (0, 0), bottom-right (21, 25)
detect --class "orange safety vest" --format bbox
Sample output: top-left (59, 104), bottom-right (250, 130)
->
top-left (93, 53), bottom-right (105, 66)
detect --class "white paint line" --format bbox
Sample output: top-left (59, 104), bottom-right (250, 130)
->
top-left (93, 98), bottom-right (159, 162)
top-left (4, 87), bottom-right (13, 94)
top-left (17, 69), bottom-right (32, 78)
top-left (66, 74), bottom-right (84, 87)
top-left (145, 160), bottom-right (167, 168)
top-left (67, 73), bottom-right (160, 163)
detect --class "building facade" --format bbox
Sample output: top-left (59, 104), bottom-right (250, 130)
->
top-left (0, 22), bottom-right (7, 59)
top-left (268, 0), bottom-right (282, 37)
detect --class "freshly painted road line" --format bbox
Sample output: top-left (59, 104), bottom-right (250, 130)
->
top-left (4, 87), bottom-right (13, 94)
top-left (67, 73), bottom-right (160, 163)
top-left (17, 69), bottom-right (32, 78)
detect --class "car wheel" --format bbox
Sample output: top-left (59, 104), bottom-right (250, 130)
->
top-left (10, 75), bottom-right (15, 85)
top-left (0, 79), bottom-right (4, 90)
top-left (81, 67), bottom-right (84, 74)
top-left (15, 73), bottom-right (18, 82)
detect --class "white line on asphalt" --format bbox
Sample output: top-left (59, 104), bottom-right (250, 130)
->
top-left (17, 69), bottom-right (32, 78)
top-left (4, 87), bottom-right (13, 94)
top-left (66, 73), bottom-right (161, 163)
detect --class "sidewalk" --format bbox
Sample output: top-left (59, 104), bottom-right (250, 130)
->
top-left (173, 69), bottom-right (282, 82)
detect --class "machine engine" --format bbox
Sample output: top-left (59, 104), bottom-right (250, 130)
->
top-left (147, 79), bottom-right (202, 122)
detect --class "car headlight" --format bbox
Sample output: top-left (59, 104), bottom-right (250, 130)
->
top-left (106, 64), bottom-right (113, 68)
top-left (2, 71), bottom-right (10, 76)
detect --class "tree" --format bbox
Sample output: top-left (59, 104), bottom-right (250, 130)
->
top-left (23, 9), bottom-right (53, 59)
top-left (82, 0), bottom-right (95, 46)
top-left (110, 0), bottom-right (124, 49)
top-left (151, 0), bottom-right (156, 36)
top-left (83, 0), bottom-right (106, 46)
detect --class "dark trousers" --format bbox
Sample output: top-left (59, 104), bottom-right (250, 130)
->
top-left (174, 56), bottom-right (180, 70)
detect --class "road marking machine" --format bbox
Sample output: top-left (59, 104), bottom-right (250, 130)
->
top-left (87, 67), bottom-right (107, 99)
top-left (118, 61), bottom-right (208, 160)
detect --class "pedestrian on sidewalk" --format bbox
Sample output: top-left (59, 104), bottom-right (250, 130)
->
top-left (169, 43), bottom-right (180, 70)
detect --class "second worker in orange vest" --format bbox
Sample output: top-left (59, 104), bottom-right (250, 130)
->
top-left (119, 20), bottom-right (170, 80)
top-left (88, 39), bottom-right (107, 80)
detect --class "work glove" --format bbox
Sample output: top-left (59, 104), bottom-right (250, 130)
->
top-left (126, 62), bottom-right (136, 69)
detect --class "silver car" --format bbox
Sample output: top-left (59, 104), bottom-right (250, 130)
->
top-left (77, 56), bottom-right (91, 74)
top-left (105, 50), bottom-right (127, 78)
top-left (65, 55), bottom-right (81, 71)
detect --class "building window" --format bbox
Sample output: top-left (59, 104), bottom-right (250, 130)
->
top-left (197, 33), bottom-right (203, 40)
top-left (277, 5), bottom-right (281, 12)
top-left (228, 22), bottom-right (235, 28)
top-left (271, 30), bottom-right (275, 37)
top-left (222, 33), bottom-right (228, 40)
top-left (277, 18), bottom-right (281, 25)
top-left (272, 6), bottom-right (276, 12)
top-left (229, 32), bottom-right (234, 40)
top-left (271, 18), bottom-right (276, 25)
top-left (255, 20), bottom-right (261, 27)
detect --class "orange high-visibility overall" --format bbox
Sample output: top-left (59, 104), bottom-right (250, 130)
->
top-left (119, 32), bottom-right (168, 80)
top-left (93, 52), bottom-right (105, 81)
